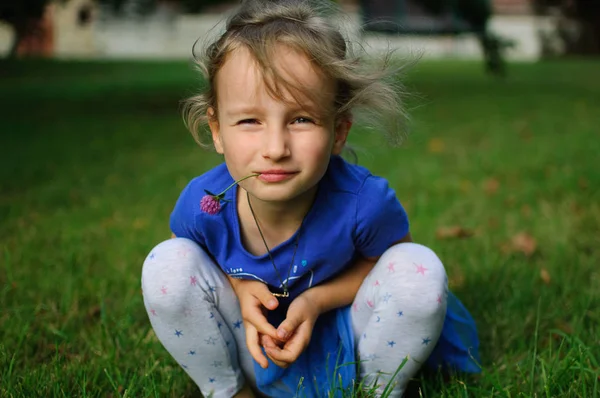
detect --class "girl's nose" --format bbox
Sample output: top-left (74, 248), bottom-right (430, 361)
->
top-left (262, 124), bottom-right (291, 160)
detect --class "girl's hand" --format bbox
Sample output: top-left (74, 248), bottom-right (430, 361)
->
top-left (260, 293), bottom-right (320, 368)
top-left (230, 278), bottom-right (280, 368)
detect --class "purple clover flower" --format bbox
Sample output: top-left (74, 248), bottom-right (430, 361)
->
top-left (199, 174), bottom-right (259, 215)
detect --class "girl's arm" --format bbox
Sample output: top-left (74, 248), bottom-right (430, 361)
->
top-left (302, 233), bottom-right (413, 314)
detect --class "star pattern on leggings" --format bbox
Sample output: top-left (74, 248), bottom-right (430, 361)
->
top-left (387, 340), bottom-right (396, 347)
top-left (205, 337), bottom-right (217, 345)
top-left (415, 263), bottom-right (428, 275)
top-left (188, 350), bottom-right (196, 355)
top-left (190, 276), bottom-right (198, 286)
top-left (211, 360), bottom-right (223, 368)
top-left (422, 337), bottom-right (432, 345)
top-left (233, 320), bottom-right (242, 329)
top-left (174, 329), bottom-right (183, 337)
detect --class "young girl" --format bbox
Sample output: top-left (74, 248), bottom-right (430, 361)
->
top-left (141, 1), bottom-right (480, 397)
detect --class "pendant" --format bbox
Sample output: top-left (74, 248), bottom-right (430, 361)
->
top-left (271, 291), bottom-right (289, 298)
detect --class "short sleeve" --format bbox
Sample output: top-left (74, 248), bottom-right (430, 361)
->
top-left (354, 176), bottom-right (409, 258)
top-left (169, 180), bottom-right (206, 246)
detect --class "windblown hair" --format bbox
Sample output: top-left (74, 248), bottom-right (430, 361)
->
top-left (182, 0), bottom-right (409, 148)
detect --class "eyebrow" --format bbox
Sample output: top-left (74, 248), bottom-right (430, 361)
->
top-left (224, 103), bottom-right (324, 118)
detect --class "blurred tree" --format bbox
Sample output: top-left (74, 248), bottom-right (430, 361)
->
top-left (535, 0), bottom-right (599, 54)
top-left (361, 0), bottom-right (511, 76)
top-left (0, 0), bottom-right (57, 57)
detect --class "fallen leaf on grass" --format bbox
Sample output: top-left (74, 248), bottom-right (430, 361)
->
top-left (511, 232), bottom-right (537, 256)
top-left (540, 268), bottom-right (551, 284)
top-left (483, 178), bottom-right (500, 195)
top-left (427, 138), bottom-right (445, 153)
top-left (521, 204), bottom-right (532, 218)
top-left (448, 271), bottom-right (465, 289)
top-left (436, 226), bottom-right (474, 240)
top-left (132, 218), bottom-right (149, 230)
top-left (86, 305), bottom-right (101, 321)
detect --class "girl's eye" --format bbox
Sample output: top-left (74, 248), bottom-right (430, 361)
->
top-left (293, 117), bottom-right (314, 124)
top-left (238, 119), bottom-right (258, 125)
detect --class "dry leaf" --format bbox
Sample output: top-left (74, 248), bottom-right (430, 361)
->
top-left (540, 268), bottom-right (551, 284)
top-left (132, 218), bottom-right (148, 230)
top-left (427, 138), bottom-right (445, 153)
top-left (511, 232), bottom-right (537, 256)
top-left (86, 305), bottom-right (101, 321)
top-left (483, 178), bottom-right (500, 195)
top-left (487, 217), bottom-right (499, 229)
top-left (436, 226), bottom-right (474, 240)
top-left (449, 271), bottom-right (465, 289)
top-left (460, 180), bottom-right (473, 193)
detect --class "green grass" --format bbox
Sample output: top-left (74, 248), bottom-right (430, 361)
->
top-left (1, 58), bottom-right (599, 397)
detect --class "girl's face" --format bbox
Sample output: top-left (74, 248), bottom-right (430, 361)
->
top-left (208, 45), bottom-right (349, 206)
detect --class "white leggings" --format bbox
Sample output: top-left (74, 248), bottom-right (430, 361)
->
top-left (141, 238), bottom-right (447, 397)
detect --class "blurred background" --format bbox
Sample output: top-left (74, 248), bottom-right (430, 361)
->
top-left (2, 0), bottom-right (600, 62)
top-left (1, 0), bottom-right (598, 397)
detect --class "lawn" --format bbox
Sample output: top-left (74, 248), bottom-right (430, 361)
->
top-left (1, 58), bottom-right (598, 397)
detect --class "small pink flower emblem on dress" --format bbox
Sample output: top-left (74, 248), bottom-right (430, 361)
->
top-left (200, 174), bottom-right (259, 215)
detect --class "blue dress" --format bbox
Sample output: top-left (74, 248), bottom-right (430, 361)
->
top-left (170, 156), bottom-right (480, 397)
top-left (253, 293), bottom-right (480, 397)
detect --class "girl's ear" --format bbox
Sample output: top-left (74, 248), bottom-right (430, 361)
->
top-left (207, 107), bottom-right (223, 154)
top-left (332, 115), bottom-right (352, 155)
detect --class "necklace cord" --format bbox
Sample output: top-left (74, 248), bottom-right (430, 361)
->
top-left (246, 191), bottom-right (302, 295)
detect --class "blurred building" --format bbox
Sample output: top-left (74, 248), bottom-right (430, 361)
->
top-left (0, 0), bottom-right (554, 61)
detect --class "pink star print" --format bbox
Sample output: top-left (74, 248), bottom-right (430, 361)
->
top-left (415, 263), bottom-right (428, 275)
top-left (150, 309), bottom-right (157, 316)
top-left (373, 280), bottom-right (380, 286)
top-left (366, 299), bottom-right (374, 308)
top-left (387, 262), bottom-right (396, 273)
top-left (178, 247), bottom-right (191, 258)
top-left (190, 276), bottom-right (198, 286)
top-left (161, 286), bottom-right (168, 295)
top-left (437, 294), bottom-right (443, 304)
top-left (353, 302), bottom-right (359, 312)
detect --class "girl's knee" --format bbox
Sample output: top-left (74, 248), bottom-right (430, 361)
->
top-left (376, 242), bottom-right (447, 315)
top-left (379, 242), bottom-right (447, 283)
top-left (141, 238), bottom-right (206, 309)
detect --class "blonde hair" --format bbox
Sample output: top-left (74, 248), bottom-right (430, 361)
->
top-left (182, 0), bottom-right (409, 149)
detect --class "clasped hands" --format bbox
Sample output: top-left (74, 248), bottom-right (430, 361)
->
top-left (233, 279), bottom-right (320, 369)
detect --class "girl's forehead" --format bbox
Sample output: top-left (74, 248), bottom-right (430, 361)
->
top-left (215, 45), bottom-right (335, 111)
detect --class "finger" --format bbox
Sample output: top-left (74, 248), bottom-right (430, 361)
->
top-left (265, 351), bottom-right (289, 368)
top-left (261, 334), bottom-right (283, 349)
top-left (253, 285), bottom-right (279, 311)
top-left (261, 338), bottom-right (290, 368)
top-left (276, 316), bottom-right (302, 341)
top-left (245, 306), bottom-right (279, 340)
top-left (245, 323), bottom-right (269, 369)
top-left (267, 322), bottom-right (312, 364)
